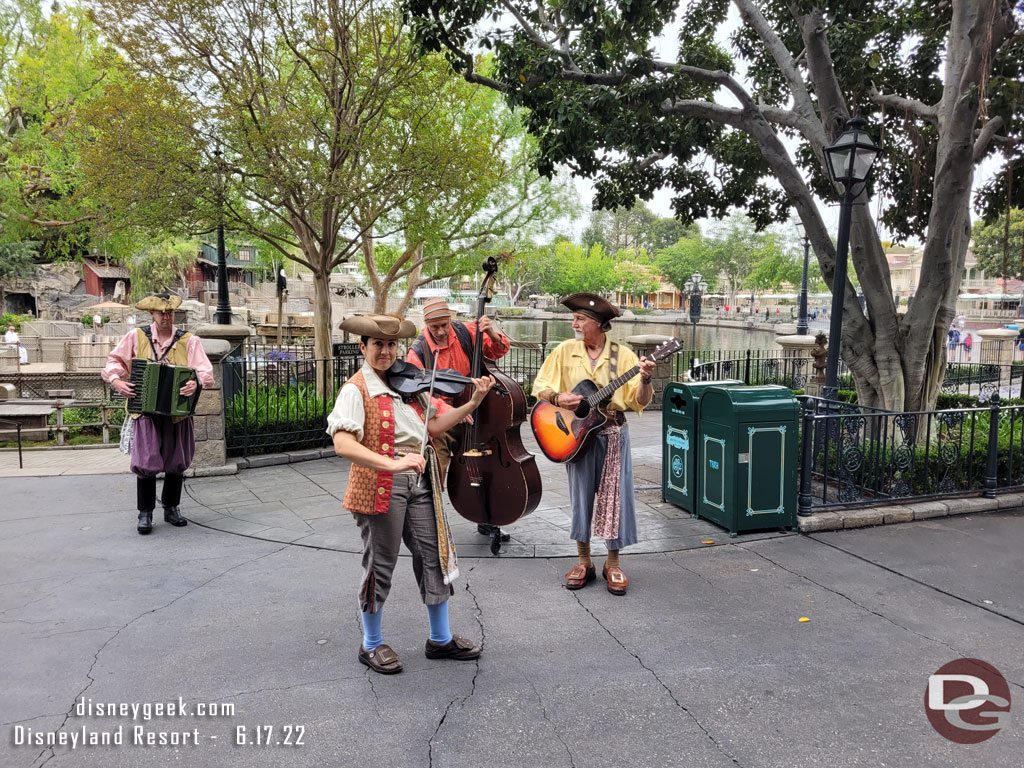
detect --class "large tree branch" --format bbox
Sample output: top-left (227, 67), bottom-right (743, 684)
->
top-left (868, 84), bottom-right (938, 124)
top-left (973, 115), bottom-right (1006, 162)
top-left (732, 0), bottom-right (817, 125)
top-left (0, 209), bottom-right (97, 228)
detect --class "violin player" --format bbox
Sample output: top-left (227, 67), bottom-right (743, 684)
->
top-left (328, 313), bottom-right (495, 675)
top-left (532, 294), bottom-right (655, 596)
top-left (406, 297), bottom-right (511, 540)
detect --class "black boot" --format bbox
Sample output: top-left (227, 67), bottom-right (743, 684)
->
top-left (163, 507), bottom-right (187, 527)
top-left (137, 510), bottom-right (153, 535)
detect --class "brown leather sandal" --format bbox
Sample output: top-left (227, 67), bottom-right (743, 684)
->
top-left (358, 644), bottom-right (403, 674)
top-left (565, 563), bottom-right (596, 590)
top-left (602, 564), bottom-right (628, 596)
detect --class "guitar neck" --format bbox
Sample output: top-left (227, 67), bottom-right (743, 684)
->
top-left (586, 365), bottom-right (641, 407)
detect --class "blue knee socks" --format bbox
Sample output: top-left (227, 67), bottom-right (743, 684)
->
top-left (426, 602), bottom-right (452, 645)
top-left (361, 609), bottom-right (383, 651)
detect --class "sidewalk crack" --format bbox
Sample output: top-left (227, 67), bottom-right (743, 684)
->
top-left (428, 568), bottom-right (483, 768)
top-left (32, 545), bottom-right (289, 768)
top-left (663, 550), bottom-right (719, 590)
top-left (566, 588), bottom-right (744, 768)
top-left (524, 675), bottom-right (576, 768)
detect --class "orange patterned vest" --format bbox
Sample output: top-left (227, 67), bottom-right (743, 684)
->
top-left (342, 371), bottom-right (426, 515)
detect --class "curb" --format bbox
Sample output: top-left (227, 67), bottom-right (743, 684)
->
top-left (797, 492), bottom-right (1024, 532)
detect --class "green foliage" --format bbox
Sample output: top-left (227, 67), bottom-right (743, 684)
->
top-left (971, 208), bottom-right (1024, 282)
top-left (0, 1), bottom-right (115, 255)
top-left (935, 393), bottom-right (980, 410)
top-left (224, 384), bottom-right (328, 455)
top-left (837, 390), bottom-right (859, 404)
top-left (46, 405), bottom-right (125, 438)
top-left (654, 235), bottom-right (718, 293)
top-left (745, 241), bottom-right (802, 293)
top-left (540, 241), bottom-right (618, 297)
top-left (1, 312), bottom-right (32, 330)
top-left (614, 254), bottom-right (660, 296)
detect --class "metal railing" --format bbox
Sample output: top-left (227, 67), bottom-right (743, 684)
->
top-left (685, 350), bottom-right (850, 390)
top-left (797, 394), bottom-right (1024, 514)
top-left (0, 418), bottom-right (23, 467)
top-left (222, 355), bottom-right (364, 457)
top-left (48, 401), bottom-right (125, 445)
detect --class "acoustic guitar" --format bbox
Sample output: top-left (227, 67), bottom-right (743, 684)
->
top-left (530, 338), bottom-right (683, 463)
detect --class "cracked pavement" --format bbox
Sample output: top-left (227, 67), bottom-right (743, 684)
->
top-left (2, 461), bottom-right (1023, 767)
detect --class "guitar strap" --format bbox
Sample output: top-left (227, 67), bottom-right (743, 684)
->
top-left (608, 342), bottom-right (619, 377)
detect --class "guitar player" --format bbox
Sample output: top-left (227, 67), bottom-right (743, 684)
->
top-left (532, 293), bottom-right (655, 596)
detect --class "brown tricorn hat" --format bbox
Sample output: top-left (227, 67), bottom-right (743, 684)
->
top-left (561, 292), bottom-right (621, 331)
top-left (135, 292), bottom-right (182, 312)
top-left (339, 313), bottom-right (417, 340)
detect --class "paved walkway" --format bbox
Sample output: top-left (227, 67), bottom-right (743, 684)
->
top-left (3, 466), bottom-right (1022, 767)
top-left (183, 412), bottom-right (784, 557)
top-left (0, 445), bottom-right (130, 477)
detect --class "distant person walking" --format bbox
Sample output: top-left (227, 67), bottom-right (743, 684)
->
top-left (963, 332), bottom-right (973, 359)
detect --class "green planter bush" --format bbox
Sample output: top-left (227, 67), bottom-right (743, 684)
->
top-left (225, 383), bottom-right (330, 455)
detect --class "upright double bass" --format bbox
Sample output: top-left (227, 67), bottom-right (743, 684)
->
top-left (446, 257), bottom-right (542, 551)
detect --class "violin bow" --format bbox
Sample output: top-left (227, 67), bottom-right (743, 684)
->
top-left (416, 361), bottom-right (441, 487)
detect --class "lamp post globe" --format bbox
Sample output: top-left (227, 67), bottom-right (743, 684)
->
top-left (821, 117), bottom-right (880, 400)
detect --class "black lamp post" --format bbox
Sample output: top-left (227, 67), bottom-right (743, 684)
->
top-left (684, 272), bottom-right (709, 375)
top-left (213, 146), bottom-right (232, 325)
top-left (794, 221), bottom-right (811, 335)
top-left (821, 117), bottom-right (880, 400)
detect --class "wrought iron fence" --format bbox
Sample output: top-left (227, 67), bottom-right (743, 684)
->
top-left (686, 350), bottom-right (849, 390)
top-left (222, 355), bottom-right (366, 457)
top-left (940, 362), bottom-right (1024, 399)
top-left (797, 395), bottom-right (1024, 514)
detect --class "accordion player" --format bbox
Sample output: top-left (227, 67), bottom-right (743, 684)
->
top-left (125, 358), bottom-right (201, 417)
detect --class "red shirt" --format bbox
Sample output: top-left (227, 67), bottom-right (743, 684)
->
top-left (406, 321), bottom-right (510, 375)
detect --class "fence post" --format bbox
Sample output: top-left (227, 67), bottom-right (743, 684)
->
top-left (744, 349), bottom-right (752, 384)
top-left (55, 402), bottom-right (65, 446)
top-left (798, 399), bottom-right (816, 516)
top-left (189, 338), bottom-right (232, 472)
top-left (983, 393), bottom-right (1000, 498)
top-left (101, 403), bottom-right (110, 444)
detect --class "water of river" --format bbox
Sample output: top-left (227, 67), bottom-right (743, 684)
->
top-left (498, 317), bottom-right (778, 354)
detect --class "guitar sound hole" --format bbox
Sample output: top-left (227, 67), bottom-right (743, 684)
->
top-left (575, 401), bottom-right (590, 418)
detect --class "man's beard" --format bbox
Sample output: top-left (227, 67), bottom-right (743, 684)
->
top-left (574, 330), bottom-right (584, 340)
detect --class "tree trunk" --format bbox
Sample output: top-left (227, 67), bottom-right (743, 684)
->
top-left (312, 268), bottom-right (333, 360)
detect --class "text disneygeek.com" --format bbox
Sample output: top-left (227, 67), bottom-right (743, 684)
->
top-left (9, 696), bottom-right (305, 750)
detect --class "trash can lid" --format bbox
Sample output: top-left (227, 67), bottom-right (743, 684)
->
top-left (699, 385), bottom-right (800, 422)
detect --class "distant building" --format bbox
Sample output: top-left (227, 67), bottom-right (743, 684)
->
top-left (183, 242), bottom-right (258, 296)
top-left (82, 259), bottom-right (131, 300)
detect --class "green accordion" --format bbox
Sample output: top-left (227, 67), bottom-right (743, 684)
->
top-left (126, 359), bottom-right (201, 417)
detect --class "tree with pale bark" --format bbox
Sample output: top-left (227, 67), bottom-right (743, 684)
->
top-left (87, 0), bottom-right (562, 358)
top-left (406, 0), bottom-right (1023, 411)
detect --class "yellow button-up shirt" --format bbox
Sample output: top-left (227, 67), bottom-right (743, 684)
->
top-left (532, 338), bottom-right (645, 413)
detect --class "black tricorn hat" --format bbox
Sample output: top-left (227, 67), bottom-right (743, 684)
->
top-left (561, 292), bottom-right (621, 331)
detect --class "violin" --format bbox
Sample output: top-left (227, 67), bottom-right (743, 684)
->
top-left (386, 360), bottom-right (472, 402)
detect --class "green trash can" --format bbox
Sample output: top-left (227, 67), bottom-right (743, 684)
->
top-left (696, 385), bottom-right (800, 536)
top-left (662, 379), bottom-right (742, 514)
